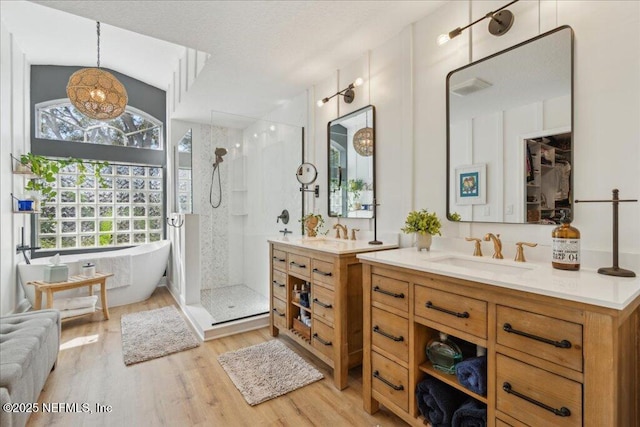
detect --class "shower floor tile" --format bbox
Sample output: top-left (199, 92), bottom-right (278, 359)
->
top-left (201, 285), bottom-right (269, 325)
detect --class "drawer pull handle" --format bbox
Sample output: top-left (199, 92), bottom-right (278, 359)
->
top-left (272, 280), bottom-right (285, 288)
top-left (312, 268), bottom-right (332, 276)
top-left (502, 382), bottom-right (571, 417)
top-left (373, 325), bottom-right (404, 342)
top-left (290, 261), bottom-right (307, 268)
top-left (373, 286), bottom-right (405, 299)
top-left (312, 333), bottom-right (332, 346)
top-left (373, 371), bottom-right (404, 391)
top-left (425, 301), bottom-right (469, 318)
top-left (272, 308), bottom-right (285, 317)
top-left (272, 256), bottom-right (286, 262)
top-left (502, 323), bottom-right (572, 349)
top-left (313, 298), bottom-right (332, 309)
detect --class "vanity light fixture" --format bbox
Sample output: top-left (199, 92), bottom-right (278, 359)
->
top-left (437, 0), bottom-right (518, 46)
top-left (67, 22), bottom-right (128, 120)
top-left (317, 77), bottom-right (364, 107)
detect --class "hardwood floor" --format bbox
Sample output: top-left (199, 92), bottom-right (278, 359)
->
top-left (28, 286), bottom-right (407, 427)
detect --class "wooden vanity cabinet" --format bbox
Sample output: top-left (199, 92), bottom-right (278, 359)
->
top-left (269, 242), bottom-right (365, 390)
top-left (361, 261), bottom-right (640, 427)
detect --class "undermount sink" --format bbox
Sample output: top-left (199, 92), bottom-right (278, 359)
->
top-left (297, 237), bottom-right (349, 245)
top-left (430, 255), bottom-right (535, 276)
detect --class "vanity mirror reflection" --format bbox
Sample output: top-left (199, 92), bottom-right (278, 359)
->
top-left (175, 129), bottom-right (193, 213)
top-left (447, 26), bottom-right (573, 224)
top-left (328, 105), bottom-right (375, 218)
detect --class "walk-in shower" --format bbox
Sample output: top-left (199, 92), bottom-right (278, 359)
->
top-left (190, 111), bottom-right (302, 328)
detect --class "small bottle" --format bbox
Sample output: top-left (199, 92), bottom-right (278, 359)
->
top-left (552, 210), bottom-right (580, 270)
top-left (426, 332), bottom-right (463, 374)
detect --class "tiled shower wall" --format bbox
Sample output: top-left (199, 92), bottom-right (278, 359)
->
top-left (194, 124), bottom-right (242, 290)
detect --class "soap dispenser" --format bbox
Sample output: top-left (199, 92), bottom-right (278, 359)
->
top-left (551, 209), bottom-right (580, 271)
top-left (426, 332), bottom-right (463, 374)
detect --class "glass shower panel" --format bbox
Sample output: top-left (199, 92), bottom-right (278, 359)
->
top-left (199, 111), bottom-right (302, 325)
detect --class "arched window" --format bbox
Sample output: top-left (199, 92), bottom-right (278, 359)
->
top-left (36, 100), bottom-right (163, 150)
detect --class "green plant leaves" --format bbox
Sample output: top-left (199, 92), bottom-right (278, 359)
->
top-left (401, 209), bottom-right (442, 236)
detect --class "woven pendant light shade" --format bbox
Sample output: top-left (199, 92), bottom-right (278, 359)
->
top-left (353, 127), bottom-right (374, 157)
top-left (67, 68), bottom-right (128, 121)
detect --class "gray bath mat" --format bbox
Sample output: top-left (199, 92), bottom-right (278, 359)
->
top-left (121, 305), bottom-right (200, 365)
top-left (217, 340), bottom-right (324, 406)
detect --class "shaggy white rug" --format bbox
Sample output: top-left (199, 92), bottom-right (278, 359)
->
top-left (121, 305), bottom-right (200, 365)
top-left (217, 340), bottom-right (324, 406)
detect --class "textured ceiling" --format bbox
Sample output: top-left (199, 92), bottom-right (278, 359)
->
top-left (5, 0), bottom-right (446, 124)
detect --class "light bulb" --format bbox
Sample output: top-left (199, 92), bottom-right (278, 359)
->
top-left (269, 125), bottom-right (276, 131)
top-left (235, 143), bottom-right (241, 148)
top-left (316, 99), bottom-right (325, 107)
top-left (437, 33), bottom-right (451, 46)
top-left (90, 87), bottom-right (107, 102)
top-left (353, 77), bottom-right (364, 87)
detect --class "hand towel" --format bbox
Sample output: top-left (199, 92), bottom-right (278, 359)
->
top-left (452, 397), bottom-right (487, 427)
top-left (416, 376), bottom-right (466, 426)
top-left (52, 295), bottom-right (98, 311)
top-left (455, 356), bottom-right (487, 395)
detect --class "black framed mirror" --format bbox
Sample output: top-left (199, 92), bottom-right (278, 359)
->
top-left (447, 26), bottom-right (573, 224)
top-left (327, 105), bottom-right (375, 218)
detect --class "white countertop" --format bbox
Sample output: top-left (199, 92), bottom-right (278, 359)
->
top-left (268, 236), bottom-right (398, 255)
top-left (357, 247), bottom-right (640, 310)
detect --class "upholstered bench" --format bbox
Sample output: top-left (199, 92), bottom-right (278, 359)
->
top-left (0, 310), bottom-right (60, 427)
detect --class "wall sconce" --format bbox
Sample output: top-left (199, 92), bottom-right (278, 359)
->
top-left (437, 0), bottom-right (518, 46)
top-left (317, 77), bottom-right (364, 107)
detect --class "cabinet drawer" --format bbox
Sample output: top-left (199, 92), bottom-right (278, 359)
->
top-left (312, 318), bottom-right (335, 360)
top-left (497, 305), bottom-right (583, 372)
top-left (271, 297), bottom-right (286, 329)
top-left (371, 307), bottom-right (408, 363)
top-left (312, 285), bottom-right (335, 325)
top-left (288, 254), bottom-right (311, 277)
top-left (271, 270), bottom-right (287, 301)
top-left (414, 285), bottom-right (487, 338)
top-left (372, 274), bottom-right (409, 313)
top-left (496, 354), bottom-right (582, 427)
top-left (311, 259), bottom-right (336, 288)
top-left (371, 351), bottom-right (409, 412)
top-left (272, 249), bottom-right (287, 272)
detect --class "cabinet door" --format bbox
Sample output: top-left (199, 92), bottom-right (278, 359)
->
top-left (497, 305), bottom-right (583, 372)
top-left (496, 354), bottom-right (582, 427)
top-left (271, 270), bottom-right (287, 301)
top-left (371, 307), bottom-right (409, 363)
top-left (371, 352), bottom-right (409, 412)
top-left (414, 285), bottom-right (487, 338)
top-left (272, 297), bottom-right (286, 329)
top-left (312, 285), bottom-right (335, 326)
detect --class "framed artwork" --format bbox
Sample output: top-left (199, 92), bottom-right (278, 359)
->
top-left (455, 163), bottom-right (486, 205)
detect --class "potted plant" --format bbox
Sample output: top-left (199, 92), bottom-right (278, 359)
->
top-left (300, 212), bottom-right (325, 237)
top-left (401, 209), bottom-right (442, 251)
top-left (18, 153), bottom-right (108, 208)
top-left (348, 178), bottom-right (365, 210)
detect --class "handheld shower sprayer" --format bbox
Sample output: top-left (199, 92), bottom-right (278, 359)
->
top-left (210, 147), bottom-right (228, 208)
top-left (213, 147), bottom-right (228, 167)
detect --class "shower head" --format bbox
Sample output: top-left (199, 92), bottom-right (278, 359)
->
top-left (213, 147), bottom-right (228, 166)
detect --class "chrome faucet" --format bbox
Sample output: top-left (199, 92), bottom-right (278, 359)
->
top-left (333, 223), bottom-right (348, 239)
top-left (483, 233), bottom-right (503, 259)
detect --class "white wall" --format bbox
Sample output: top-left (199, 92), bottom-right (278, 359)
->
top-left (309, 0), bottom-right (640, 266)
top-left (0, 21), bottom-right (30, 315)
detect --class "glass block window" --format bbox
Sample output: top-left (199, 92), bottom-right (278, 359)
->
top-left (37, 162), bottom-right (164, 250)
top-left (36, 100), bottom-right (163, 150)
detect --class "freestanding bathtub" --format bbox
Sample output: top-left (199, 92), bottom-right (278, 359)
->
top-left (17, 240), bottom-right (171, 309)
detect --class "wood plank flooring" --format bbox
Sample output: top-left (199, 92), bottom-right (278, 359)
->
top-left (27, 286), bottom-right (407, 427)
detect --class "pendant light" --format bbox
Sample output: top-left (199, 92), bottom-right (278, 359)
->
top-left (352, 111), bottom-right (373, 157)
top-left (67, 22), bottom-right (128, 121)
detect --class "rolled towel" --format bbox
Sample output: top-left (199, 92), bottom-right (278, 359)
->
top-left (452, 397), bottom-right (487, 427)
top-left (455, 355), bottom-right (487, 395)
top-left (416, 376), bottom-right (466, 426)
